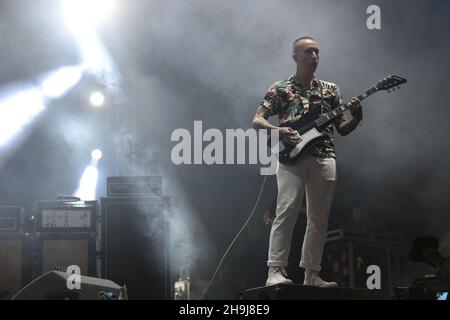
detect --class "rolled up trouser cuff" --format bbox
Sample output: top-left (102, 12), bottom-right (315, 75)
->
top-left (299, 261), bottom-right (321, 272)
top-left (267, 261), bottom-right (288, 267)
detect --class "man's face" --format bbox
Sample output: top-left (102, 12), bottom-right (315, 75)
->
top-left (292, 39), bottom-right (319, 72)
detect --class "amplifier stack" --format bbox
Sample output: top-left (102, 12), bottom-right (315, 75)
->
top-left (32, 200), bottom-right (99, 278)
top-left (0, 204), bottom-right (32, 299)
top-left (0, 176), bottom-right (171, 300)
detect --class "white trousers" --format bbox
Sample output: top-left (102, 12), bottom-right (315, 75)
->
top-left (267, 154), bottom-right (336, 271)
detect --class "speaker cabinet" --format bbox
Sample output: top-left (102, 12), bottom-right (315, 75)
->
top-left (322, 229), bottom-right (401, 299)
top-left (11, 271), bottom-right (124, 300)
top-left (34, 233), bottom-right (97, 278)
top-left (101, 197), bottom-right (171, 299)
top-left (0, 234), bottom-right (32, 300)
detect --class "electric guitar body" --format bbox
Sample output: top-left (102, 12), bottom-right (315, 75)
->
top-left (275, 75), bottom-right (407, 165)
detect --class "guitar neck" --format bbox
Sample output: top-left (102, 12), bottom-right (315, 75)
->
top-left (315, 85), bottom-right (378, 127)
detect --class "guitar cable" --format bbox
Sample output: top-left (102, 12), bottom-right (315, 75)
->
top-left (198, 175), bottom-right (268, 300)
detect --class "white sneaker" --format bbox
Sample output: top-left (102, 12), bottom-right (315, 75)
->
top-left (303, 270), bottom-right (337, 288)
top-left (266, 267), bottom-right (293, 286)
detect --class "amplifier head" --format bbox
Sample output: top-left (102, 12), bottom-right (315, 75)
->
top-left (107, 176), bottom-right (162, 198)
top-left (0, 205), bottom-right (25, 235)
top-left (34, 200), bottom-right (98, 233)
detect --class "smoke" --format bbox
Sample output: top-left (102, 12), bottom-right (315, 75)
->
top-left (1, 0), bottom-right (450, 294)
top-left (101, 0), bottom-right (450, 286)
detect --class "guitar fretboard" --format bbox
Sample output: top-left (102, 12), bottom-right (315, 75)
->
top-left (315, 86), bottom-right (378, 127)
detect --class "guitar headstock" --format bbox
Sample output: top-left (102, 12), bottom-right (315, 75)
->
top-left (376, 75), bottom-right (407, 92)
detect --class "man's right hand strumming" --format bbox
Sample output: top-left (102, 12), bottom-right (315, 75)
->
top-left (279, 127), bottom-right (302, 145)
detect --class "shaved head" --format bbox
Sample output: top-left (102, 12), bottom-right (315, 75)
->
top-left (292, 36), bottom-right (315, 54)
top-left (291, 36), bottom-right (319, 73)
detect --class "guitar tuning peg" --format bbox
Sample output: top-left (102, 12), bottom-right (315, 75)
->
top-left (387, 90), bottom-right (391, 93)
top-left (397, 86), bottom-right (400, 90)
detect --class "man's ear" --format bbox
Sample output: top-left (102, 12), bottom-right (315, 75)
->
top-left (292, 54), bottom-right (297, 62)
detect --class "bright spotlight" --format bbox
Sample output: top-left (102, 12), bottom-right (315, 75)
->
top-left (90, 91), bottom-right (105, 107)
top-left (0, 88), bottom-right (45, 146)
top-left (60, 0), bottom-right (117, 27)
top-left (60, 0), bottom-right (120, 88)
top-left (74, 165), bottom-right (99, 200)
top-left (91, 149), bottom-right (103, 160)
top-left (0, 65), bottom-right (84, 163)
top-left (41, 66), bottom-right (83, 98)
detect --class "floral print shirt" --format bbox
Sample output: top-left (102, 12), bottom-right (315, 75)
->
top-left (260, 75), bottom-right (346, 158)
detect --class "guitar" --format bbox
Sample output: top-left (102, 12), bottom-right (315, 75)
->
top-left (274, 75), bottom-right (407, 165)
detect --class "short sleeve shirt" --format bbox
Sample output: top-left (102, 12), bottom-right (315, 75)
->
top-left (260, 75), bottom-right (346, 158)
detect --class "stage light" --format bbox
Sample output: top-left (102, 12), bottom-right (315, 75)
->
top-left (40, 66), bottom-right (83, 98)
top-left (91, 149), bottom-right (103, 160)
top-left (89, 91), bottom-right (105, 107)
top-left (74, 148), bottom-right (103, 200)
top-left (74, 165), bottom-right (99, 201)
top-left (60, 0), bottom-right (120, 89)
top-left (60, 0), bottom-right (117, 27)
top-left (409, 236), bottom-right (450, 278)
top-left (0, 65), bottom-right (84, 150)
top-left (393, 236), bottom-right (450, 300)
top-left (0, 88), bottom-right (45, 146)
